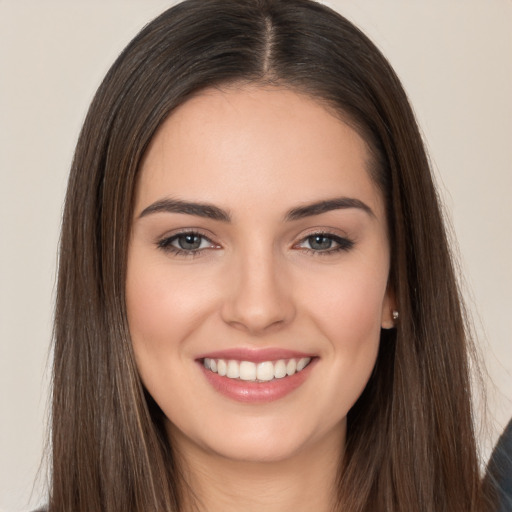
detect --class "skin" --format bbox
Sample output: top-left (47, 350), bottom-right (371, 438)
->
top-left (126, 85), bottom-right (395, 512)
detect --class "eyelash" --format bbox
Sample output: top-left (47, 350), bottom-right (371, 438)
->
top-left (156, 231), bottom-right (354, 257)
top-left (295, 232), bottom-right (354, 255)
top-left (156, 230), bottom-right (216, 258)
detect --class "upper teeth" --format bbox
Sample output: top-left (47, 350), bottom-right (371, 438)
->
top-left (203, 357), bottom-right (311, 382)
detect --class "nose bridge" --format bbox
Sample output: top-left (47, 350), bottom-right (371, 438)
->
top-left (221, 239), bottom-right (295, 334)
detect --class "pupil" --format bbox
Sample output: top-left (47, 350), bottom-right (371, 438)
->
top-left (179, 234), bottom-right (201, 250)
top-left (309, 235), bottom-right (332, 250)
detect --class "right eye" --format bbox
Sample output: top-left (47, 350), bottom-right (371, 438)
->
top-left (157, 231), bottom-right (218, 256)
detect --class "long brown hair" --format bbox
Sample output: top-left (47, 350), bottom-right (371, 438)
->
top-left (50, 0), bottom-right (492, 510)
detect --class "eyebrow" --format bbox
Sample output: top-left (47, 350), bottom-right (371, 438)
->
top-left (139, 198), bottom-right (231, 221)
top-left (284, 197), bottom-right (375, 221)
top-left (138, 196), bottom-right (374, 222)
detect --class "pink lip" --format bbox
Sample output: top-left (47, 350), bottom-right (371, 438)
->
top-left (197, 354), bottom-right (318, 403)
top-left (196, 347), bottom-right (315, 363)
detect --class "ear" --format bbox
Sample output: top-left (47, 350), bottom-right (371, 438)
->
top-left (380, 284), bottom-right (397, 330)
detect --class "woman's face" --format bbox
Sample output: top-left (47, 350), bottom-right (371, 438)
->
top-left (126, 86), bottom-right (394, 463)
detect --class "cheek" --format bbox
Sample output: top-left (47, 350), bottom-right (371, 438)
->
top-left (126, 256), bottom-right (216, 351)
top-left (125, 256), bottom-right (218, 412)
top-left (301, 262), bottom-right (387, 405)
top-left (126, 262), bottom-right (199, 400)
top-left (305, 258), bottom-right (388, 341)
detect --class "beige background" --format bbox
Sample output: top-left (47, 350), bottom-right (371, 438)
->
top-left (1, 1), bottom-right (511, 510)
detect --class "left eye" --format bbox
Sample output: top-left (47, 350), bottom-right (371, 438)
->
top-left (297, 233), bottom-right (353, 252)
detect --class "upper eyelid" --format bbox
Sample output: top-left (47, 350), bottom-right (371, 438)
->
top-left (157, 228), bottom-right (216, 243)
top-left (294, 228), bottom-right (351, 242)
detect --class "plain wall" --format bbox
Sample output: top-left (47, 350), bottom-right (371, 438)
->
top-left (1, 1), bottom-right (510, 510)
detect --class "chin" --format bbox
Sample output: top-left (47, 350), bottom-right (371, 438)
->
top-left (212, 435), bottom-right (306, 464)
top-left (166, 413), bottom-right (346, 466)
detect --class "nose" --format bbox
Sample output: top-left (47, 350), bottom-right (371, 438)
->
top-left (220, 247), bottom-right (296, 336)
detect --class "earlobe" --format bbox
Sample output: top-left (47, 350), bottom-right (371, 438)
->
top-left (381, 286), bottom-right (398, 330)
top-left (381, 309), bottom-right (399, 329)
top-left (381, 309), bottom-right (399, 330)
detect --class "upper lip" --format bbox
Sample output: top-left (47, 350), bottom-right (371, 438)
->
top-left (196, 348), bottom-right (316, 363)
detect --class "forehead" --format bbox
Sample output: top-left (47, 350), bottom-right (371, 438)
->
top-left (136, 85), bottom-right (385, 221)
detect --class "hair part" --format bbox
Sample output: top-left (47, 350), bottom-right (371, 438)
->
top-left (50, 1), bottom-right (494, 510)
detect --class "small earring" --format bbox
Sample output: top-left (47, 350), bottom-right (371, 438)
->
top-left (392, 310), bottom-right (399, 321)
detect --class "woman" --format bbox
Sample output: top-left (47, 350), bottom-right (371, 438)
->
top-left (48, 0), bottom-right (495, 510)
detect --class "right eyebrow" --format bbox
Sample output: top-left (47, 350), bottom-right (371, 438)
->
top-left (138, 198), bottom-right (232, 222)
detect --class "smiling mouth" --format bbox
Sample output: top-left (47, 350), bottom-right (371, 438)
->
top-left (202, 357), bottom-right (312, 383)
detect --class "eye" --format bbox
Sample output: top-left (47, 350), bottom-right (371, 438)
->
top-left (157, 231), bottom-right (218, 255)
top-left (296, 233), bottom-right (354, 254)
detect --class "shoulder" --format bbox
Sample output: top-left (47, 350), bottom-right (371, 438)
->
top-left (486, 418), bottom-right (512, 511)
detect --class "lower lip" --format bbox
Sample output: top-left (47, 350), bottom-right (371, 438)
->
top-left (198, 359), bottom-right (317, 403)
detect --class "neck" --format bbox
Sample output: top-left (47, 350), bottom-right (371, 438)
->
top-left (169, 422), bottom-right (345, 512)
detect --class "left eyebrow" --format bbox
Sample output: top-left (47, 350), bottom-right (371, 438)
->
top-left (284, 197), bottom-right (375, 221)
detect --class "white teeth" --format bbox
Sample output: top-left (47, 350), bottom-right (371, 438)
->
top-left (274, 360), bottom-right (287, 379)
top-left (256, 361), bottom-right (274, 381)
top-left (217, 359), bottom-right (227, 376)
top-left (239, 361), bottom-right (256, 381)
top-left (203, 357), bottom-right (312, 382)
top-left (227, 360), bottom-right (240, 378)
top-left (286, 359), bottom-right (297, 375)
top-left (297, 357), bottom-right (310, 371)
